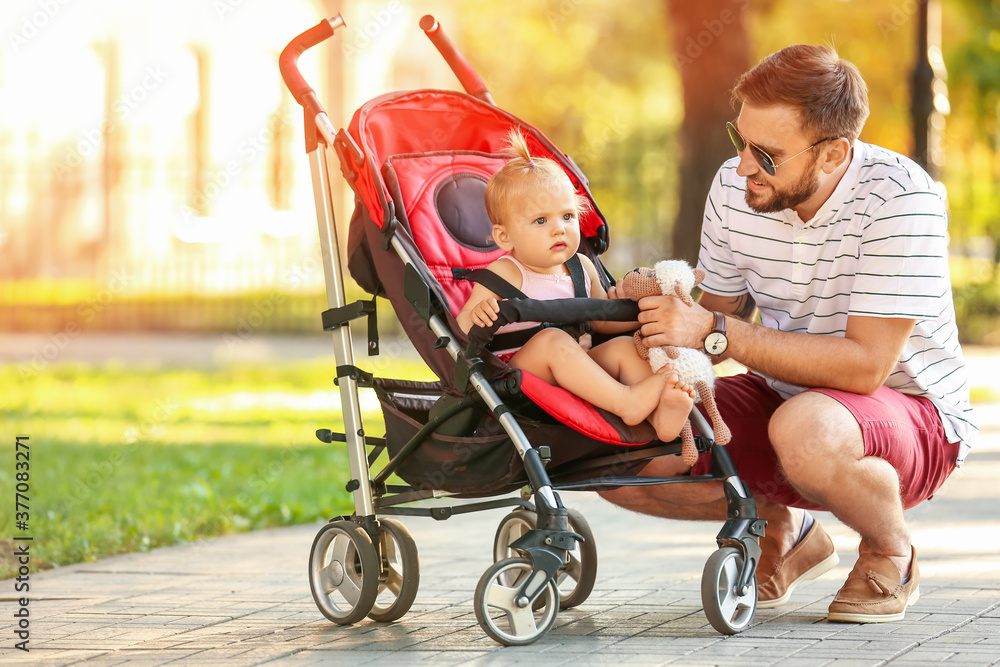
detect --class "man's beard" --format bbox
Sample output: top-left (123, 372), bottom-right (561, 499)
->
top-left (745, 155), bottom-right (821, 214)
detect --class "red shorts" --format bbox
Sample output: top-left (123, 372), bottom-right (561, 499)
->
top-left (690, 373), bottom-right (960, 511)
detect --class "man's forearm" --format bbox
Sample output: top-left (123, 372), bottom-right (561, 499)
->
top-left (701, 292), bottom-right (912, 395)
top-left (723, 317), bottom-right (882, 394)
top-left (638, 292), bottom-right (912, 394)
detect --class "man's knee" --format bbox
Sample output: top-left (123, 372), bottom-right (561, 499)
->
top-left (769, 391), bottom-right (863, 475)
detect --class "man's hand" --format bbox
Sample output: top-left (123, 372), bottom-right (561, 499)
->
top-left (636, 294), bottom-right (714, 349)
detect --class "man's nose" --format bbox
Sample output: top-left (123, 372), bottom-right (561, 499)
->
top-left (735, 152), bottom-right (759, 178)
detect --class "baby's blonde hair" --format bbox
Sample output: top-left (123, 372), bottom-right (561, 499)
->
top-left (485, 129), bottom-right (590, 227)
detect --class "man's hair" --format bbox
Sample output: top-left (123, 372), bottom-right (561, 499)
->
top-left (731, 44), bottom-right (870, 142)
top-left (485, 129), bottom-right (589, 227)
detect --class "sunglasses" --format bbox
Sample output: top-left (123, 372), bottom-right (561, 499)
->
top-left (726, 121), bottom-right (840, 176)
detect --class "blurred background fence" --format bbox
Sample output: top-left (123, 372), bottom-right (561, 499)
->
top-left (1, 0), bottom-right (998, 342)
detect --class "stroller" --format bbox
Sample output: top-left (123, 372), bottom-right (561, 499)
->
top-left (279, 13), bottom-right (764, 645)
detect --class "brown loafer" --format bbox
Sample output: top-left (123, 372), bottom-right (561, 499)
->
top-left (827, 546), bottom-right (920, 623)
top-left (757, 519), bottom-right (839, 608)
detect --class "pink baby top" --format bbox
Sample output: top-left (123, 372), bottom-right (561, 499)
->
top-left (492, 254), bottom-right (592, 361)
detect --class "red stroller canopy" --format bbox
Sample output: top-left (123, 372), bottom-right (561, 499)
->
top-left (345, 89), bottom-right (608, 242)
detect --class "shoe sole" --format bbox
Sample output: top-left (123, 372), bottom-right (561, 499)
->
top-left (826, 586), bottom-right (920, 623)
top-left (757, 550), bottom-right (840, 609)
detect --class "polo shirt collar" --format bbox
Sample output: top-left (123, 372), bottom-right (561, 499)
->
top-left (783, 140), bottom-right (865, 227)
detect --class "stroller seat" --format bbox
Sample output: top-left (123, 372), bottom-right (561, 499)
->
top-left (281, 12), bottom-right (765, 646)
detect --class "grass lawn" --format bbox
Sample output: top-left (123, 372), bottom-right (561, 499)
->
top-left (0, 357), bottom-right (433, 579)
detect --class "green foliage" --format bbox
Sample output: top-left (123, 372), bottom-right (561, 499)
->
top-left (946, 0), bottom-right (1000, 137)
top-left (0, 358), bottom-right (431, 579)
top-left (954, 278), bottom-right (1000, 345)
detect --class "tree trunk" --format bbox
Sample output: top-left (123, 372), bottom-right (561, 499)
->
top-left (666, 0), bottom-right (751, 264)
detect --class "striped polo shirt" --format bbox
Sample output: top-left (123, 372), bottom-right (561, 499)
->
top-left (698, 141), bottom-right (978, 463)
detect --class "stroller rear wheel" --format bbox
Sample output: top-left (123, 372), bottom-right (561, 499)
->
top-left (493, 508), bottom-right (597, 610)
top-left (368, 518), bottom-right (420, 622)
top-left (474, 556), bottom-right (559, 646)
top-left (309, 520), bottom-right (380, 625)
top-left (701, 546), bottom-right (758, 634)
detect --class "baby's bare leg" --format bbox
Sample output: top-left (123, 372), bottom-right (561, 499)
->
top-left (649, 369), bottom-right (696, 442)
top-left (587, 335), bottom-right (654, 384)
top-left (511, 329), bottom-right (666, 425)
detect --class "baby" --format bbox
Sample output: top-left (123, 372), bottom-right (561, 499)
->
top-left (456, 129), bottom-right (694, 441)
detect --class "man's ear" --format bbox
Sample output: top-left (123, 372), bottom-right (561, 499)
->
top-left (821, 137), bottom-right (852, 174)
top-left (492, 224), bottom-right (514, 252)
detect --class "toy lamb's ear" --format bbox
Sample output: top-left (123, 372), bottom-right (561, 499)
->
top-left (672, 282), bottom-right (693, 306)
top-left (694, 268), bottom-right (706, 286)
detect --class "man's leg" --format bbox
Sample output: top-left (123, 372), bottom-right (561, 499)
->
top-left (769, 388), bottom-right (958, 621)
top-left (598, 461), bottom-right (802, 532)
top-left (768, 391), bottom-right (912, 574)
top-left (597, 453), bottom-right (729, 520)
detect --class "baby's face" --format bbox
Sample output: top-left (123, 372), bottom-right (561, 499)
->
top-left (493, 178), bottom-right (581, 275)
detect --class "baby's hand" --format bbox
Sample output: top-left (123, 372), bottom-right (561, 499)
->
top-left (470, 298), bottom-right (501, 328)
top-left (606, 284), bottom-right (620, 300)
top-left (577, 333), bottom-right (593, 351)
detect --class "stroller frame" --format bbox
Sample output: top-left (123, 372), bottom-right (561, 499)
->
top-left (280, 13), bottom-right (765, 645)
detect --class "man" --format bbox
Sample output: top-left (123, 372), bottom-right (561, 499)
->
top-left (601, 44), bottom-right (978, 623)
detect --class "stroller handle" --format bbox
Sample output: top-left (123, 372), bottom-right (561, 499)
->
top-left (279, 14), bottom-right (346, 119)
top-left (419, 15), bottom-right (495, 106)
top-left (465, 298), bottom-right (641, 360)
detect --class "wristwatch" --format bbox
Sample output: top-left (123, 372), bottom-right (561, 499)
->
top-left (703, 311), bottom-right (729, 357)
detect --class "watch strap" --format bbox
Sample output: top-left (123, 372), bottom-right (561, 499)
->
top-left (712, 311), bottom-right (726, 335)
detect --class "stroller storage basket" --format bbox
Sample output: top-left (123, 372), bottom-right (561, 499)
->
top-left (376, 377), bottom-right (521, 495)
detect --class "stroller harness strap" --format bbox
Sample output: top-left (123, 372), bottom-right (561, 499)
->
top-left (453, 254), bottom-right (591, 353)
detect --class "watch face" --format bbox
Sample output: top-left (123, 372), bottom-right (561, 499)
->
top-left (705, 332), bottom-right (728, 356)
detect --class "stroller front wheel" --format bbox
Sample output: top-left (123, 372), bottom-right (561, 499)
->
top-left (308, 519), bottom-right (380, 625)
top-left (493, 507), bottom-right (597, 610)
top-left (701, 546), bottom-right (758, 634)
top-left (368, 518), bottom-right (420, 622)
top-left (474, 557), bottom-right (559, 646)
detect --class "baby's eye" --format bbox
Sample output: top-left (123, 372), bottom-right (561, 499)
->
top-left (533, 217), bottom-right (546, 225)
top-left (563, 212), bottom-right (576, 221)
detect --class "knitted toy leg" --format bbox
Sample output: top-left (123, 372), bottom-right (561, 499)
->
top-left (696, 380), bottom-right (731, 446)
top-left (681, 420), bottom-right (698, 465)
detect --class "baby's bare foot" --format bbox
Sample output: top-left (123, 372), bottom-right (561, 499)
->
top-left (649, 370), bottom-right (695, 442)
top-left (615, 371), bottom-right (668, 426)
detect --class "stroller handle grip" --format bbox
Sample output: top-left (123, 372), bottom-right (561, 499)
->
top-left (279, 14), bottom-right (346, 117)
top-left (465, 298), bottom-right (641, 360)
top-left (420, 15), bottom-right (495, 106)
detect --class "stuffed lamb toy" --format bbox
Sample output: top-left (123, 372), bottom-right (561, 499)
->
top-left (618, 260), bottom-right (732, 465)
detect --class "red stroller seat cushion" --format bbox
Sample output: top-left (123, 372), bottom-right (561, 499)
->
top-left (519, 371), bottom-right (656, 446)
